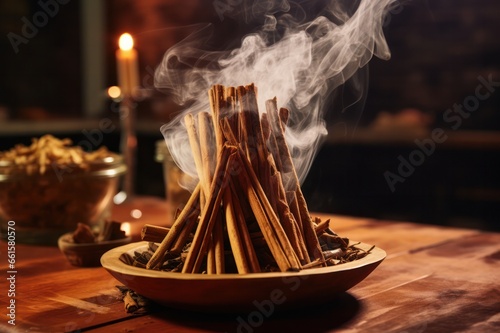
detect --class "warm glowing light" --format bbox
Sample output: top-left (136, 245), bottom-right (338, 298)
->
top-left (131, 209), bottom-right (142, 219)
top-left (113, 191), bottom-right (127, 205)
top-left (107, 86), bottom-right (122, 99)
top-left (119, 33), bottom-right (134, 51)
top-left (121, 222), bottom-right (131, 236)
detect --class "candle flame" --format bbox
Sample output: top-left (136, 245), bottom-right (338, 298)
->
top-left (130, 209), bottom-right (143, 219)
top-left (119, 33), bottom-right (134, 51)
top-left (121, 222), bottom-right (131, 236)
top-left (107, 86), bottom-right (122, 99)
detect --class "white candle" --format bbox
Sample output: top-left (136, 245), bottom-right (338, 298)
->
top-left (116, 33), bottom-right (139, 97)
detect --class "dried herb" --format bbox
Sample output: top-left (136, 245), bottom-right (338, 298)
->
top-left (123, 219), bottom-right (375, 273)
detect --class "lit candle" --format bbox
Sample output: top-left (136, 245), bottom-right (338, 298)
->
top-left (116, 33), bottom-right (139, 97)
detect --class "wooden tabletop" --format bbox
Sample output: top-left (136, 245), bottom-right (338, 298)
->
top-left (1, 197), bottom-right (499, 333)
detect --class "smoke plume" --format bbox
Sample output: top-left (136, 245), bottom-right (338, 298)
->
top-left (156, 0), bottom-right (396, 187)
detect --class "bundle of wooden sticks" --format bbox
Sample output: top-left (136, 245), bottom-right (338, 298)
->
top-left (145, 84), bottom-right (333, 274)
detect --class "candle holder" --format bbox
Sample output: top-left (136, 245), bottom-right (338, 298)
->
top-left (119, 94), bottom-right (137, 200)
top-left (110, 33), bottom-right (172, 238)
top-left (115, 32), bottom-right (140, 201)
top-left (109, 82), bottom-right (156, 202)
top-left (108, 88), bottom-right (170, 239)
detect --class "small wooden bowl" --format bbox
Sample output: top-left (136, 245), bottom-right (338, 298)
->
top-left (58, 233), bottom-right (131, 267)
top-left (101, 241), bottom-right (385, 312)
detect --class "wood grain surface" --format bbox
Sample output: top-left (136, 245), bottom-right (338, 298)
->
top-left (1, 209), bottom-right (498, 333)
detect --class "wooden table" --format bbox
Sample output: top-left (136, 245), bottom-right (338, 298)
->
top-left (1, 198), bottom-right (499, 332)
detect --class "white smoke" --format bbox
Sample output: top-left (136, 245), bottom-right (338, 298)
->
top-left (156, 0), bottom-right (396, 186)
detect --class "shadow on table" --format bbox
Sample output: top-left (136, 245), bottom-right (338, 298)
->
top-left (150, 291), bottom-right (361, 332)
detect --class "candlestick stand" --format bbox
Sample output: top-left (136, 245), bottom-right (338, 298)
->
top-left (111, 89), bottom-right (172, 233)
top-left (119, 95), bottom-right (137, 200)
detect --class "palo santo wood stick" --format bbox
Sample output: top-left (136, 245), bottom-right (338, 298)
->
top-left (146, 184), bottom-right (201, 269)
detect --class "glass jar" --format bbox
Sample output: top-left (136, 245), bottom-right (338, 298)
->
top-left (0, 155), bottom-right (126, 245)
top-left (155, 140), bottom-right (192, 225)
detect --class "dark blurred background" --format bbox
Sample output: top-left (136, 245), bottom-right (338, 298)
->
top-left (1, 0), bottom-right (499, 230)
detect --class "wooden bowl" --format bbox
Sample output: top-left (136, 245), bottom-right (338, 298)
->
top-left (58, 233), bottom-right (131, 267)
top-left (101, 241), bottom-right (385, 312)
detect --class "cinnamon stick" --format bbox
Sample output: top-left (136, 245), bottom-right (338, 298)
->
top-left (232, 186), bottom-right (261, 273)
top-left (266, 98), bottom-right (324, 263)
top-left (207, 212), bottom-right (225, 274)
top-left (223, 116), bottom-right (301, 270)
top-left (315, 218), bottom-right (331, 235)
top-left (208, 84), bottom-right (227, 155)
top-left (169, 209), bottom-right (199, 254)
top-left (197, 111), bottom-right (222, 273)
top-left (265, 99), bottom-right (294, 174)
top-left (206, 236), bottom-right (216, 274)
top-left (141, 224), bottom-right (170, 243)
top-left (213, 214), bottom-right (225, 273)
top-left (185, 113), bottom-right (210, 200)
top-left (182, 145), bottom-right (235, 273)
top-left (146, 184), bottom-right (201, 270)
top-left (237, 84), bottom-right (269, 186)
top-left (296, 188), bottom-right (325, 262)
top-left (272, 171), bottom-right (309, 264)
top-left (198, 112), bottom-right (216, 190)
top-left (233, 150), bottom-right (300, 271)
top-left (224, 186), bottom-right (251, 273)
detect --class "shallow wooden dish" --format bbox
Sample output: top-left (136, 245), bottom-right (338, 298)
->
top-left (101, 241), bottom-right (385, 312)
top-left (58, 233), bottom-right (131, 267)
